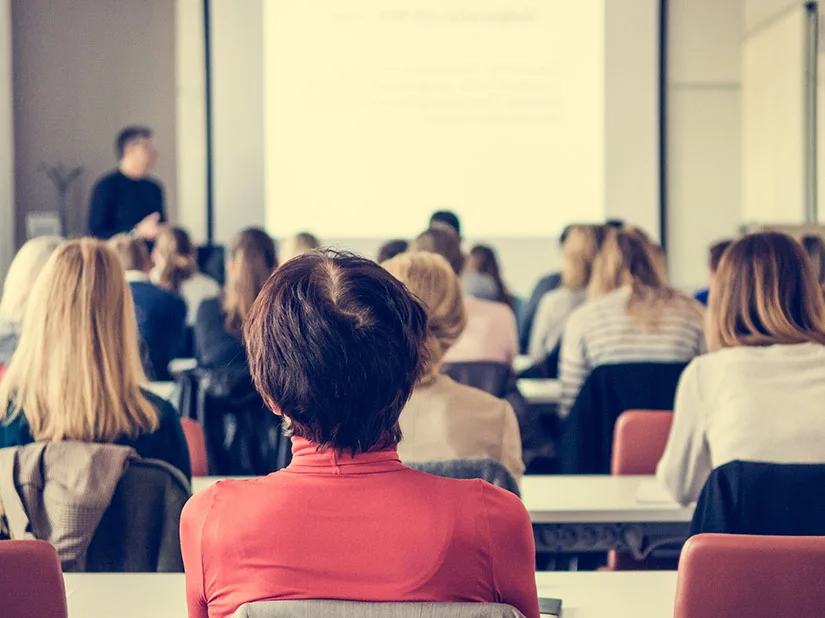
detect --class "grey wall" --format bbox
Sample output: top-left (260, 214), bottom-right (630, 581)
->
top-left (11, 0), bottom-right (176, 244)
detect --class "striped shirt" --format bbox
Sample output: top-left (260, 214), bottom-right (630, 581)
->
top-left (558, 287), bottom-right (705, 417)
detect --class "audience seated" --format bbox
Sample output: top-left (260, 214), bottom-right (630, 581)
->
top-left (694, 239), bottom-right (733, 306)
top-left (377, 239), bottom-right (408, 263)
top-left (382, 252), bottom-right (525, 481)
top-left (559, 228), bottom-right (705, 417)
top-left (279, 231), bottom-right (319, 264)
top-left (0, 236), bottom-right (63, 365)
top-left (109, 234), bottom-right (186, 381)
top-left (411, 228), bottom-right (518, 365)
top-left (657, 232), bottom-right (825, 505)
top-left (429, 209), bottom-right (462, 237)
top-left (194, 228), bottom-right (277, 369)
top-left (151, 226), bottom-right (220, 325)
top-left (462, 245), bottom-right (518, 312)
top-left (181, 252), bottom-right (539, 618)
top-left (528, 225), bottom-right (604, 364)
top-left (0, 239), bottom-right (191, 479)
top-left (802, 234), bottom-right (825, 292)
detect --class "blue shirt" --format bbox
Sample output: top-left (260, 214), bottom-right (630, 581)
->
top-left (0, 390), bottom-right (191, 480)
top-left (694, 288), bottom-right (710, 306)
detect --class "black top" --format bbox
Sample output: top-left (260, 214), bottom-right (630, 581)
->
top-left (194, 297), bottom-right (247, 370)
top-left (88, 170), bottom-right (165, 239)
top-left (0, 390), bottom-right (191, 480)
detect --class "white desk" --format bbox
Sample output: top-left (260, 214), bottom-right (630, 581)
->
top-left (146, 381), bottom-right (176, 401)
top-left (516, 379), bottom-right (562, 405)
top-left (169, 357), bottom-right (197, 376)
top-left (512, 354), bottom-right (534, 374)
top-left (64, 572), bottom-right (676, 618)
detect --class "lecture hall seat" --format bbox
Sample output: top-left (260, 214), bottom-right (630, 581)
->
top-left (180, 417), bottom-right (209, 477)
top-left (0, 540), bottom-right (68, 618)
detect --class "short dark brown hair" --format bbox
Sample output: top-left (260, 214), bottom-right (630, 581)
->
top-left (116, 126), bottom-right (152, 160)
top-left (244, 251), bottom-right (429, 454)
top-left (709, 240), bottom-right (733, 273)
top-left (410, 227), bottom-right (465, 275)
top-left (107, 234), bottom-right (151, 272)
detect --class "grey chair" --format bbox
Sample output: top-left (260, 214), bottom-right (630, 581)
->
top-left (408, 458), bottom-right (520, 497)
top-left (232, 601), bottom-right (526, 618)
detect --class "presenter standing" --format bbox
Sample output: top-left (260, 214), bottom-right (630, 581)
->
top-left (88, 126), bottom-right (165, 240)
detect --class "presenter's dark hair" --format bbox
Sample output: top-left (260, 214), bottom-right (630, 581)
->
top-left (430, 210), bottom-right (461, 237)
top-left (116, 126), bottom-right (153, 160)
top-left (244, 251), bottom-right (429, 454)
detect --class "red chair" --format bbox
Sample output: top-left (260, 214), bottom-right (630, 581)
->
top-left (606, 410), bottom-right (674, 570)
top-left (610, 410), bottom-right (673, 475)
top-left (675, 534), bottom-right (825, 618)
top-left (0, 365), bottom-right (7, 382)
top-left (0, 540), bottom-right (67, 618)
top-left (180, 417), bottom-right (209, 477)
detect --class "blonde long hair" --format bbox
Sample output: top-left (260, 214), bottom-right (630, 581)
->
top-left (561, 225), bottom-right (605, 289)
top-left (0, 239), bottom-right (159, 442)
top-left (153, 227), bottom-right (198, 294)
top-left (0, 236), bottom-right (64, 323)
top-left (709, 232), bottom-right (825, 350)
top-left (223, 228), bottom-right (278, 335)
top-left (589, 228), bottom-right (696, 327)
top-left (382, 252), bottom-right (467, 383)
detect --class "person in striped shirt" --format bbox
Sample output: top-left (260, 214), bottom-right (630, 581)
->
top-left (558, 228), bottom-right (705, 417)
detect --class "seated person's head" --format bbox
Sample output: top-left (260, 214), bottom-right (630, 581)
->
top-left (801, 235), bottom-right (825, 288)
top-left (382, 252), bottom-right (466, 383)
top-left (152, 227), bottom-right (198, 293)
top-left (376, 239), bottom-right (408, 263)
top-left (108, 233), bottom-right (151, 273)
top-left (0, 239), bottom-right (158, 441)
top-left (462, 245), bottom-right (512, 305)
top-left (560, 225), bottom-right (605, 291)
top-left (708, 232), bottom-right (825, 350)
top-left (0, 236), bottom-right (63, 325)
top-left (225, 228), bottom-right (278, 335)
top-left (409, 227), bottom-right (464, 275)
top-left (429, 210), bottom-right (461, 238)
top-left (708, 239), bottom-right (733, 284)
top-left (279, 232), bottom-right (321, 264)
top-left (244, 252), bottom-right (429, 454)
top-left (588, 228), bottom-right (666, 299)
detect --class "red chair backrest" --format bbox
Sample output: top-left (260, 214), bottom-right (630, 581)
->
top-left (0, 365), bottom-right (7, 382)
top-left (180, 417), bottom-right (209, 477)
top-left (610, 410), bottom-right (673, 476)
top-left (0, 540), bottom-right (67, 618)
top-left (675, 534), bottom-right (825, 618)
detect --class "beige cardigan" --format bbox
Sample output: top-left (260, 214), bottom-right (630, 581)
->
top-left (397, 375), bottom-right (525, 482)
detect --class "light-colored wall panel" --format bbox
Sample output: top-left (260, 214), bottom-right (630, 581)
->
top-left (0, 0), bottom-right (13, 286)
top-left (669, 0), bottom-right (741, 84)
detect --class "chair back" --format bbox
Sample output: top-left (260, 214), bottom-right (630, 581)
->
top-left (441, 362), bottom-right (512, 398)
top-left (690, 460), bottom-right (825, 537)
top-left (0, 540), bottom-right (68, 618)
top-left (85, 459), bottom-right (190, 572)
top-left (408, 458), bottom-right (519, 496)
top-left (674, 533), bottom-right (825, 618)
top-left (610, 410), bottom-right (673, 475)
top-left (181, 417), bottom-right (209, 476)
top-left (0, 365), bottom-right (6, 382)
top-left (232, 601), bottom-right (526, 618)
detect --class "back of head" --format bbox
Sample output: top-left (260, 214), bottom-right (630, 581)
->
top-left (802, 235), bottom-right (825, 287)
top-left (410, 227), bottom-right (465, 275)
top-left (153, 227), bottom-right (197, 293)
top-left (709, 232), bottom-right (825, 350)
top-left (0, 236), bottom-right (64, 323)
top-left (561, 225), bottom-right (604, 290)
top-left (0, 239), bottom-right (158, 442)
top-left (224, 228), bottom-right (278, 335)
top-left (382, 251), bottom-right (467, 381)
top-left (279, 232), bottom-right (321, 264)
top-left (709, 239), bottom-right (734, 274)
top-left (244, 252), bottom-right (429, 454)
top-left (108, 234), bottom-right (151, 273)
top-left (377, 239), bottom-right (409, 263)
top-left (429, 210), bottom-right (461, 237)
top-left (464, 245), bottom-right (512, 306)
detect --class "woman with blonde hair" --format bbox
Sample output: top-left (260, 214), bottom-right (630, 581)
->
top-left (657, 232), bottom-right (825, 505)
top-left (151, 227), bottom-right (220, 325)
top-left (559, 228), bottom-right (705, 417)
top-left (0, 236), bottom-right (63, 364)
top-left (382, 251), bottom-right (524, 481)
top-left (527, 225), bottom-right (604, 364)
top-left (194, 227), bottom-right (277, 369)
top-left (0, 239), bottom-right (190, 477)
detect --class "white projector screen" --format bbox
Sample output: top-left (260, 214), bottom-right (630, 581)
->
top-left (263, 1), bottom-right (606, 238)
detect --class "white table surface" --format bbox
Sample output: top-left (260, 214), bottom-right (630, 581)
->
top-left (516, 379), bottom-right (562, 405)
top-left (146, 381), bottom-right (176, 401)
top-left (512, 354), bottom-right (534, 374)
top-left (63, 571), bottom-right (677, 618)
top-left (192, 475), bottom-right (692, 525)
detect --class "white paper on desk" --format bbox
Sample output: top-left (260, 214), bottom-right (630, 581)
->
top-left (635, 480), bottom-right (675, 504)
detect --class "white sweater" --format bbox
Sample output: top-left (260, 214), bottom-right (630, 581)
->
top-left (656, 343), bottom-right (825, 505)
